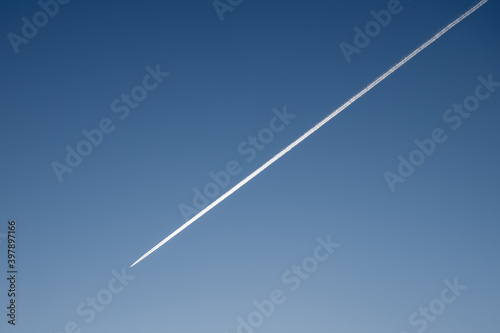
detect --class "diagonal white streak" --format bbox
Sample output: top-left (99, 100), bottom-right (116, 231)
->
top-left (131, 0), bottom-right (488, 267)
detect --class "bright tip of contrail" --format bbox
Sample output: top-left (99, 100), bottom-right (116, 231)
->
top-left (130, 0), bottom-right (489, 268)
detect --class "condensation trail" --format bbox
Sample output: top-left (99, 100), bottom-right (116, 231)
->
top-left (131, 0), bottom-right (488, 267)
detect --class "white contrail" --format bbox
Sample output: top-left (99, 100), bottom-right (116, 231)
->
top-left (131, 0), bottom-right (488, 267)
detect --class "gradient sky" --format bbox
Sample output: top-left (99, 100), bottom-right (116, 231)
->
top-left (1, 0), bottom-right (499, 332)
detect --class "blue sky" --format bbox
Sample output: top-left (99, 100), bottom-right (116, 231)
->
top-left (1, 0), bottom-right (499, 332)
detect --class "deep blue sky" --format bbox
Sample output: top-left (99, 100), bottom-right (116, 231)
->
top-left (1, 0), bottom-right (499, 332)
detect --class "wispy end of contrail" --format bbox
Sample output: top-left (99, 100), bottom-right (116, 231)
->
top-left (130, 0), bottom-right (489, 268)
